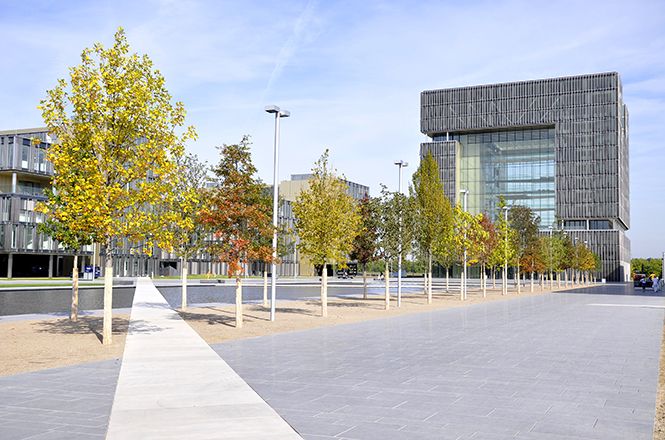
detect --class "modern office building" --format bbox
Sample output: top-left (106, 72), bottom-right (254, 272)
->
top-left (420, 72), bottom-right (630, 281)
top-left (0, 128), bottom-right (370, 278)
top-left (0, 128), bottom-right (92, 277)
top-left (279, 173), bottom-right (370, 276)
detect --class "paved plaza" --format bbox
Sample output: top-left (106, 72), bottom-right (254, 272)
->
top-left (0, 282), bottom-right (663, 439)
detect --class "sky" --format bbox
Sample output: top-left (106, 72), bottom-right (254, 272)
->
top-left (0, 0), bottom-right (663, 257)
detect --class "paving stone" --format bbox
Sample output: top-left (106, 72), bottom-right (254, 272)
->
top-left (215, 284), bottom-right (664, 439)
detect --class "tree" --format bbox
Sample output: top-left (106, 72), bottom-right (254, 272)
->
top-left (508, 205), bottom-right (541, 294)
top-left (551, 232), bottom-right (571, 288)
top-left (453, 205), bottom-right (487, 300)
top-left (631, 257), bottom-right (662, 278)
top-left (200, 136), bottom-right (273, 328)
top-left (494, 198), bottom-right (517, 294)
top-left (350, 195), bottom-right (380, 299)
top-left (39, 28), bottom-right (195, 344)
top-left (476, 214), bottom-right (498, 297)
top-left (292, 150), bottom-right (360, 317)
top-left (411, 153), bottom-right (452, 304)
top-left (36, 214), bottom-right (93, 321)
top-left (376, 186), bottom-right (414, 310)
top-left (157, 153), bottom-right (208, 310)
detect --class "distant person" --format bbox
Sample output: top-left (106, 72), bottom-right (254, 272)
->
top-left (640, 277), bottom-right (647, 291)
top-left (654, 276), bottom-right (661, 293)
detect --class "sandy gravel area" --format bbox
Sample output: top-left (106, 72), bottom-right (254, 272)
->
top-left (1, 286), bottom-right (561, 377)
top-left (0, 315), bottom-right (128, 376)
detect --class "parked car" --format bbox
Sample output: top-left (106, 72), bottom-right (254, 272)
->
top-left (633, 274), bottom-right (653, 289)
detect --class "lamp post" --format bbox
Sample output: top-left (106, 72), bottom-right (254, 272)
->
top-left (548, 226), bottom-right (553, 289)
top-left (265, 105), bottom-right (290, 322)
top-left (394, 160), bottom-right (408, 307)
top-left (460, 189), bottom-right (469, 300)
top-left (584, 240), bottom-right (588, 284)
top-left (502, 206), bottom-right (509, 295)
top-left (573, 236), bottom-right (578, 286)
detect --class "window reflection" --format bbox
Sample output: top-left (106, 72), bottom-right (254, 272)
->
top-left (454, 128), bottom-right (556, 228)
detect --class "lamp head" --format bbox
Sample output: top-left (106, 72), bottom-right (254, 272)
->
top-left (265, 105), bottom-right (280, 114)
top-left (279, 110), bottom-right (290, 118)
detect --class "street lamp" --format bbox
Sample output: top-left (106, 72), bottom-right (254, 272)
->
top-left (573, 236), bottom-right (578, 286)
top-left (460, 189), bottom-right (469, 300)
top-left (548, 225), bottom-right (553, 289)
top-left (265, 105), bottom-right (290, 322)
top-left (584, 240), bottom-right (588, 284)
top-left (394, 160), bottom-right (408, 307)
top-left (502, 205), bottom-right (509, 295)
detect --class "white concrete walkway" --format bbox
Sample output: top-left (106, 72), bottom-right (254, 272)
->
top-left (106, 277), bottom-right (302, 440)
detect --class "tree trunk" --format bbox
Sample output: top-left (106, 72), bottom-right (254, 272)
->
top-left (427, 252), bottom-right (433, 304)
top-left (263, 269), bottom-right (268, 308)
top-left (540, 273), bottom-right (544, 291)
top-left (502, 263), bottom-right (507, 295)
top-left (363, 264), bottom-right (367, 300)
top-left (492, 267), bottom-right (496, 289)
top-left (459, 264), bottom-right (464, 301)
top-left (564, 270), bottom-right (568, 287)
top-left (103, 255), bottom-right (113, 345)
top-left (445, 267), bottom-right (449, 292)
top-left (423, 272), bottom-right (428, 295)
top-left (384, 262), bottom-right (390, 310)
top-left (557, 271), bottom-right (561, 288)
top-left (70, 254), bottom-right (79, 321)
top-left (530, 271), bottom-right (534, 293)
top-left (234, 276), bottom-right (243, 328)
top-left (482, 263), bottom-right (487, 298)
top-left (181, 258), bottom-right (188, 310)
top-left (516, 266), bottom-right (521, 294)
top-left (321, 264), bottom-right (328, 317)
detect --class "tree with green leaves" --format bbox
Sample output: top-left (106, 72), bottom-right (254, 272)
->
top-left (293, 150), bottom-right (361, 317)
top-left (411, 153), bottom-right (452, 304)
top-left (477, 214), bottom-right (498, 297)
top-left (39, 28), bottom-right (195, 344)
top-left (351, 195), bottom-right (380, 299)
top-left (200, 136), bottom-right (273, 328)
top-left (551, 232), bottom-right (571, 288)
top-left (631, 257), bottom-right (662, 278)
top-left (508, 205), bottom-right (541, 294)
top-left (494, 198), bottom-right (517, 294)
top-left (157, 153), bottom-right (208, 310)
top-left (453, 205), bottom-right (487, 300)
top-left (376, 186), bottom-right (414, 309)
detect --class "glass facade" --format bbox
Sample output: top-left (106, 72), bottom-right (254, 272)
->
top-left (435, 128), bottom-right (555, 228)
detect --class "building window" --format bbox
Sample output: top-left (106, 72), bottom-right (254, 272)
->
top-left (456, 127), bottom-right (556, 228)
top-left (589, 219), bottom-right (612, 230)
top-left (21, 146), bottom-right (29, 169)
top-left (564, 220), bottom-right (587, 230)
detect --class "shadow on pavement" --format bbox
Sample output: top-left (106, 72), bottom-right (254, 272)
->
top-left (34, 316), bottom-right (130, 343)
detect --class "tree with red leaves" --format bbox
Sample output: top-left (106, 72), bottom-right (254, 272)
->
top-left (201, 136), bottom-right (273, 328)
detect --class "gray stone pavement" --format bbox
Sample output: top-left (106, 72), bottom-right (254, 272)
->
top-left (0, 283), bottom-right (663, 439)
top-left (0, 359), bottom-right (120, 439)
top-left (214, 284), bottom-right (664, 439)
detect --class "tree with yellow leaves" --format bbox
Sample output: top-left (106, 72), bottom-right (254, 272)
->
top-left (156, 153), bottom-right (208, 311)
top-left (39, 28), bottom-right (196, 344)
top-left (293, 150), bottom-right (361, 317)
